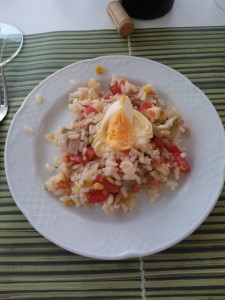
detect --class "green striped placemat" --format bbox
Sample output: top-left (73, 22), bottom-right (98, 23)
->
top-left (0, 27), bottom-right (225, 300)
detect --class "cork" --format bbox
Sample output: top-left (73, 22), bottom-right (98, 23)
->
top-left (107, 1), bottom-right (134, 37)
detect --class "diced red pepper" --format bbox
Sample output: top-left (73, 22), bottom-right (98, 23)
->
top-left (140, 102), bottom-right (153, 111)
top-left (85, 147), bottom-right (96, 161)
top-left (69, 154), bottom-right (84, 164)
top-left (153, 136), bottom-right (164, 149)
top-left (174, 153), bottom-right (191, 174)
top-left (84, 106), bottom-right (98, 116)
top-left (87, 190), bottom-right (108, 203)
top-left (109, 84), bottom-right (122, 95)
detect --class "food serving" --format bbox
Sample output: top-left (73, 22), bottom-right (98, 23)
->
top-left (45, 75), bottom-right (190, 214)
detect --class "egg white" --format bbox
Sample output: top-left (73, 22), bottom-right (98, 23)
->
top-left (92, 96), bottom-right (153, 156)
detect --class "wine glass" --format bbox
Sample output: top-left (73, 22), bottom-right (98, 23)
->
top-left (0, 23), bottom-right (23, 121)
top-left (0, 23), bottom-right (23, 66)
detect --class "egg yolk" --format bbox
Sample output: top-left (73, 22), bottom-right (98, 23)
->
top-left (106, 108), bottom-right (134, 151)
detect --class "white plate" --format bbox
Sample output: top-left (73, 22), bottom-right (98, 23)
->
top-left (5, 56), bottom-right (225, 260)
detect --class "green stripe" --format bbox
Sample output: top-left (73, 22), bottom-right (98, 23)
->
top-left (0, 27), bottom-right (225, 299)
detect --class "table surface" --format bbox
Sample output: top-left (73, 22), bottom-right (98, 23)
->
top-left (1, 0), bottom-right (225, 33)
top-left (1, 1), bottom-right (225, 300)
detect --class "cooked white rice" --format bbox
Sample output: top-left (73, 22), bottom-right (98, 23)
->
top-left (44, 75), bottom-right (190, 214)
top-left (35, 94), bottom-right (43, 104)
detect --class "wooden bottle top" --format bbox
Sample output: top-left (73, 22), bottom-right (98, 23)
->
top-left (107, 1), bottom-right (134, 37)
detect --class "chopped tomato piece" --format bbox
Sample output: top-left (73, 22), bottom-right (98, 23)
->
top-left (69, 154), bottom-right (84, 164)
top-left (94, 174), bottom-right (102, 182)
top-left (153, 136), bottom-right (164, 149)
top-left (87, 190), bottom-right (108, 203)
top-left (84, 106), bottom-right (98, 116)
top-left (119, 79), bottom-right (126, 86)
top-left (104, 92), bottom-right (112, 100)
top-left (122, 149), bottom-right (130, 156)
top-left (140, 102), bottom-right (153, 111)
top-left (149, 180), bottom-right (160, 189)
top-left (102, 178), bottom-right (119, 194)
top-left (95, 176), bottom-right (119, 194)
top-left (151, 158), bottom-right (160, 168)
top-left (85, 147), bottom-right (96, 161)
top-left (115, 158), bottom-right (122, 167)
top-left (166, 144), bottom-right (181, 154)
top-left (109, 84), bottom-right (122, 95)
top-left (57, 180), bottom-right (67, 189)
top-left (174, 153), bottom-right (190, 173)
top-left (132, 184), bottom-right (141, 193)
top-left (183, 126), bottom-right (190, 134)
top-left (63, 155), bottom-right (71, 163)
top-left (147, 110), bottom-right (156, 117)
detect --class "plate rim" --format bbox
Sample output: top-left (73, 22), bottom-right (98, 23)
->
top-left (4, 55), bottom-right (225, 260)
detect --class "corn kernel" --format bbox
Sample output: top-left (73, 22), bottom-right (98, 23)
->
top-left (161, 163), bottom-right (167, 168)
top-left (93, 183), bottom-right (104, 190)
top-left (56, 172), bottom-right (67, 181)
top-left (80, 95), bottom-right (89, 101)
top-left (143, 84), bottom-right (152, 94)
top-left (63, 199), bottom-right (74, 206)
top-left (106, 177), bottom-right (115, 184)
top-left (83, 181), bottom-right (94, 187)
top-left (122, 191), bottom-right (132, 202)
top-left (95, 65), bottom-right (105, 74)
top-left (45, 133), bottom-right (56, 142)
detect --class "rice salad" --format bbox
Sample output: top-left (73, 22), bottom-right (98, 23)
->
top-left (45, 75), bottom-right (190, 214)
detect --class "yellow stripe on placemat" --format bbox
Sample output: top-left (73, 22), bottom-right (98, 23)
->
top-left (0, 27), bottom-right (225, 300)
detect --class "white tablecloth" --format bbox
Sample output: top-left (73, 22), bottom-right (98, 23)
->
top-left (2, 0), bottom-right (225, 34)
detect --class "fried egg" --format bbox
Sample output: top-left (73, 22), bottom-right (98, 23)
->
top-left (92, 96), bottom-right (153, 156)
